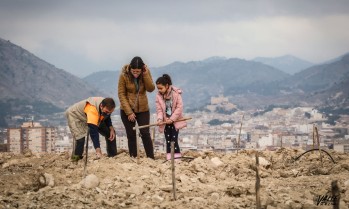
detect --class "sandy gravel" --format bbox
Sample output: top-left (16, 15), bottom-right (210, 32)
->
top-left (0, 148), bottom-right (349, 209)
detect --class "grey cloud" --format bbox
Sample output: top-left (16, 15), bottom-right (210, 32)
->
top-left (2, 0), bottom-right (349, 23)
top-left (1, 0), bottom-right (349, 77)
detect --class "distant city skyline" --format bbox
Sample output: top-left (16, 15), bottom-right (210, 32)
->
top-left (1, 0), bottom-right (349, 77)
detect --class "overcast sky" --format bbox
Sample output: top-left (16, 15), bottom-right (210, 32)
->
top-left (1, 0), bottom-right (349, 77)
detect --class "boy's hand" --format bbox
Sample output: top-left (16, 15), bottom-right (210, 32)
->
top-left (96, 148), bottom-right (102, 159)
top-left (109, 128), bottom-right (115, 141)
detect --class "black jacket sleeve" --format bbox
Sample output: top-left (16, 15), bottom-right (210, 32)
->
top-left (105, 116), bottom-right (112, 128)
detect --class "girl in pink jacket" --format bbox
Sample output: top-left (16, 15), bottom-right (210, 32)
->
top-left (155, 74), bottom-right (187, 160)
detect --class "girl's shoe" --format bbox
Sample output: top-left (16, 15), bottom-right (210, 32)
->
top-left (174, 153), bottom-right (182, 160)
top-left (166, 153), bottom-right (182, 160)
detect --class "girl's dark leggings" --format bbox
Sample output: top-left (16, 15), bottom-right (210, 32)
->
top-left (165, 124), bottom-right (180, 153)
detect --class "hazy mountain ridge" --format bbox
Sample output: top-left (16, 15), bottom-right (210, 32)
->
top-left (83, 54), bottom-right (349, 111)
top-left (319, 52), bottom-right (349, 65)
top-left (0, 38), bottom-right (104, 108)
top-left (253, 55), bottom-right (314, 75)
top-left (83, 58), bottom-right (290, 109)
top-left (280, 54), bottom-right (349, 92)
top-left (84, 70), bottom-right (119, 97)
top-left (151, 58), bottom-right (290, 108)
top-left (1, 36), bottom-right (348, 122)
top-left (302, 74), bottom-right (349, 108)
top-left (255, 54), bottom-right (349, 111)
top-left (0, 38), bottom-right (107, 126)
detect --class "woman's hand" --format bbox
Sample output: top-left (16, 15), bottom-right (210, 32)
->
top-left (143, 64), bottom-right (149, 74)
top-left (128, 113), bottom-right (136, 122)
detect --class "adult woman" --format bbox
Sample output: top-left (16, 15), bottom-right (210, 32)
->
top-left (118, 56), bottom-right (155, 158)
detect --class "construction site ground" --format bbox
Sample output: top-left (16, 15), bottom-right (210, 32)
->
top-left (0, 148), bottom-right (349, 209)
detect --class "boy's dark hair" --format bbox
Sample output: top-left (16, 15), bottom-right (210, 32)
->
top-left (101, 98), bottom-right (116, 109)
top-left (130, 56), bottom-right (144, 69)
top-left (156, 74), bottom-right (172, 86)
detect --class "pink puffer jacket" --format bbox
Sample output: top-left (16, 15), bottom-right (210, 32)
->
top-left (156, 86), bottom-right (187, 133)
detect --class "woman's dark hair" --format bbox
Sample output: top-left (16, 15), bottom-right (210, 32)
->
top-left (156, 74), bottom-right (172, 86)
top-left (127, 56), bottom-right (145, 80)
top-left (130, 56), bottom-right (144, 69)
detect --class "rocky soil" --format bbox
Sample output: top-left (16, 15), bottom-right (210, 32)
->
top-left (1, 148), bottom-right (349, 209)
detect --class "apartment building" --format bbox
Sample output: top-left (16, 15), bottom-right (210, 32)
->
top-left (334, 144), bottom-right (349, 153)
top-left (8, 128), bottom-right (22, 153)
top-left (7, 122), bottom-right (57, 154)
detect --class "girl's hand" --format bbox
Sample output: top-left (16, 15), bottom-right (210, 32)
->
top-left (157, 119), bottom-right (163, 126)
top-left (165, 118), bottom-right (173, 124)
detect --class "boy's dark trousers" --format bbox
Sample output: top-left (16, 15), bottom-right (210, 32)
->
top-left (74, 120), bottom-right (117, 158)
top-left (165, 124), bottom-right (180, 153)
top-left (120, 110), bottom-right (154, 159)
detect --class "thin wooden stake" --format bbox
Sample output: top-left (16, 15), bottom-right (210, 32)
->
top-left (280, 135), bottom-right (283, 148)
top-left (171, 141), bottom-right (177, 200)
top-left (135, 122), bottom-right (140, 164)
top-left (312, 124), bottom-right (315, 150)
top-left (71, 136), bottom-right (76, 159)
top-left (331, 180), bottom-right (340, 209)
top-left (315, 126), bottom-right (323, 166)
top-left (84, 128), bottom-right (90, 178)
top-left (151, 115), bottom-right (156, 153)
top-left (237, 114), bottom-right (244, 154)
top-left (255, 152), bottom-right (261, 209)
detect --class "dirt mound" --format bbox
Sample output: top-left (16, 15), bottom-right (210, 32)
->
top-left (1, 149), bottom-right (349, 208)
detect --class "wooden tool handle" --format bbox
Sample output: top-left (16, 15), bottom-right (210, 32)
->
top-left (133, 117), bottom-right (192, 130)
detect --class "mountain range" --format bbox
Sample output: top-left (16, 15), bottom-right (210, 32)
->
top-left (83, 54), bottom-right (349, 111)
top-left (0, 38), bottom-right (104, 126)
top-left (280, 54), bottom-right (349, 92)
top-left (1, 37), bottom-right (348, 127)
top-left (151, 58), bottom-right (290, 108)
top-left (83, 57), bottom-right (291, 109)
top-left (252, 55), bottom-right (314, 75)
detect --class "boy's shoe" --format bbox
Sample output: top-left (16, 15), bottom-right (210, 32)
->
top-left (71, 155), bottom-right (82, 162)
